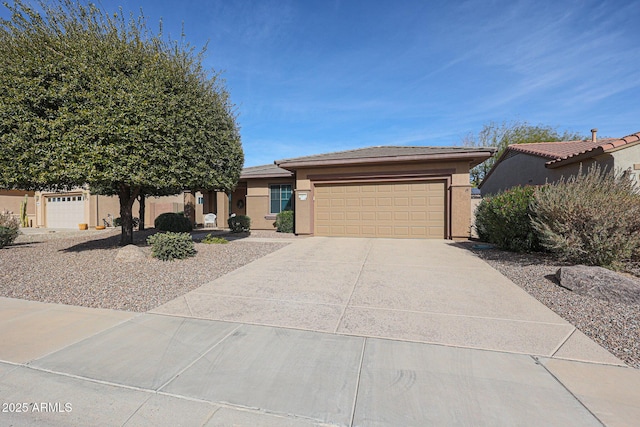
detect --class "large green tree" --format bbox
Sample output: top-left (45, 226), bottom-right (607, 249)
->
top-left (463, 120), bottom-right (585, 187)
top-left (0, 0), bottom-right (243, 244)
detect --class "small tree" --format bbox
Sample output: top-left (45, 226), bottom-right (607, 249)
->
top-left (462, 121), bottom-right (584, 187)
top-left (0, 0), bottom-right (243, 245)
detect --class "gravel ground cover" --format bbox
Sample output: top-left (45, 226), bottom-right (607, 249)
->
top-left (3, 229), bottom-right (637, 368)
top-left (0, 228), bottom-right (290, 312)
top-left (461, 243), bottom-right (640, 369)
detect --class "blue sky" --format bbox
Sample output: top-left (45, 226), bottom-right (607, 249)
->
top-left (6, 0), bottom-right (640, 166)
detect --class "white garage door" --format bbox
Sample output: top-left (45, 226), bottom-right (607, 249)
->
top-left (314, 181), bottom-right (446, 238)
top-left (46, 195), bottom-right (85, 228)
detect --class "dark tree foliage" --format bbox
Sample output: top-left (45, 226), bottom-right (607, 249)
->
top-left (0, 0), bottom-right (243, 244)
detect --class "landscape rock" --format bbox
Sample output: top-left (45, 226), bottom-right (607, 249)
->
top-left (556, 265), bottom-right (640, 305)
top-left (115, 244), bottom-right (147, 263)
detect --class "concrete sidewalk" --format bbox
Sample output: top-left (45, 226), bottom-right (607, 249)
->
top-left (1, 237), bottom-right (639, 426)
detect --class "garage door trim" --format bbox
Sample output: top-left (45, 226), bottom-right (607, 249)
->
top-left (306, 168), bottom-right (456, 183)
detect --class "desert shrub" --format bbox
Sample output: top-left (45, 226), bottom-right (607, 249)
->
top-left (530, 165), bottom-right (640, 269)
top-left (147, 232), bottom-right (196, 261)
top-left (201, 234), bottom-right (228, 244)
top-left (474, 186), bottom-right (540, 252)
top-left (0, 213), bottom-right (20, 248)
top-left (228, 215), bottom-right (250, 233)
top-left (154, 212), bottom-right (192, 232)
top-left (0, 226), bottom-right (19, 248)
top-left (275, 210), bottom-right (294, 233)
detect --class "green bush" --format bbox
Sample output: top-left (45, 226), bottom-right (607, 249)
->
top-left (530, 165), bottom-right (640, 269)
top-left (474, 186), bottom-right (540, 252)
top-left (154, 212), bottom-right (192, 232)
top-left (147, 232), bottom-right (196, 261)
top-left (0, 212), bottom-right (20, 248)
top-left (201, 234), bottom-right (228, 244)
top-left (227, 215), bottom-right (250, 233)
top-left (275, 210), bottom-right (294, 233)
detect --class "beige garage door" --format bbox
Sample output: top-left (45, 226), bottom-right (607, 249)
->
top-left (314, 181), bottom-right (446, 238)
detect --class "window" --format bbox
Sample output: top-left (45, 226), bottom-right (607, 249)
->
top-left (197, 196), bottom-right (204, 205)
top-left (270, 184), bottom-right (292, 214)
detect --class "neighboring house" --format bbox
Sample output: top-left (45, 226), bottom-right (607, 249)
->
top-left (207, 146), bottom-right (494, 240)
top-left (480, 130), bottom-right (640, 195)
top-left (30, 189), bottom-right (203, 229)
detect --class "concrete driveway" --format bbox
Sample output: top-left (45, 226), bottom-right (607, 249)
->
top-left (1, 237), bottom-right (639, 426)
top-left (153, 237), bottom-right (618, 362)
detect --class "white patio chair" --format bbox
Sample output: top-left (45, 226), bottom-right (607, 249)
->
top-left (204, 213), bottom-right (217, 228)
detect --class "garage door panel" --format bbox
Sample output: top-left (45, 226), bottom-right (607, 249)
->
top-left (46, 195), bottom-right (85, 228)
top-left (346, 212), bottom-right (360, 221)
top-left (376, 212), bottom-right (392, 221)
top-left (393, 227), bottom-right (409, 236)
top-left (394, 212), bottom-right (409, 221)
top-left (394, 197), bottom-right (409, 206)
top-left (315, 180), bottom-right (446, 239)
top-left (411, 227), bottom-right (428, 237)
top-left (411, 197), bottom-right (427, 206)
top-left (317, 199), bottom-right (331, 208)
top-left (345, 226), bottom-right (361, 234)
top-left (361, 212), bottom-right (376, 221)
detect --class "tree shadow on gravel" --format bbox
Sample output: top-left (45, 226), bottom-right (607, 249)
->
top-left (191, 229), bottom-right (253, 242)
top-left (61, 229), bottom-right (158, 252)
top-left (2, 241), bottom-right (44, 249)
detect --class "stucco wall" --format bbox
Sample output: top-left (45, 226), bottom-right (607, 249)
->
top-left (245, 178), bottom-right (294, 230)
top-left (480, 152), bottom-right (613, 196)
top-left (611, 143), bottom-right (640, 182)
top-left (0, 190), bottom-right (36, 227)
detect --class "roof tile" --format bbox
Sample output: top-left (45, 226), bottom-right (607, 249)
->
top-left (502, 131), bottom-right (640, 167)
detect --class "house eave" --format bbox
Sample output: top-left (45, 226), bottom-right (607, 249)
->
top-left (276, 151), bottom-right (495, 170)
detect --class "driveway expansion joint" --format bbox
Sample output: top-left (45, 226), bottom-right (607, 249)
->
top-left (334, 239), bottom-right (374, 334)
top-left (156, 323), bottom-right (243, 392)
top-left (533, 356), bottom-right (607, 427)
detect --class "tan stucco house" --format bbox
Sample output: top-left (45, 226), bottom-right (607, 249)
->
top-left (2, 189), bottom-right (204, 229)
top-left (480, 130), bottom-right (640, 196)
top-left (207, 146), bottom-right (494, 240)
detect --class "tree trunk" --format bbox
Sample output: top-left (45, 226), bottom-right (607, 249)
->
top-left (138, 193), bottom-right (146, 231)
top-left (118, 184), bottom-right (140, 246)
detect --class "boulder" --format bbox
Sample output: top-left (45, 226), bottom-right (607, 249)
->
top-left (115, 244), bottom-right (146, 263)
top-left (556, 265), bottom-right (640, 305)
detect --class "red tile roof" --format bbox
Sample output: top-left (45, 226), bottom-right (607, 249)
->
top-left (508, 139), bottom-right (615, 159)
top-left (503, 131), bottom-right (640, 167)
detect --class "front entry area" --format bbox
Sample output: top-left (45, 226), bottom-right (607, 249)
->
top-left (313, 180), bottom-right (446, 238)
